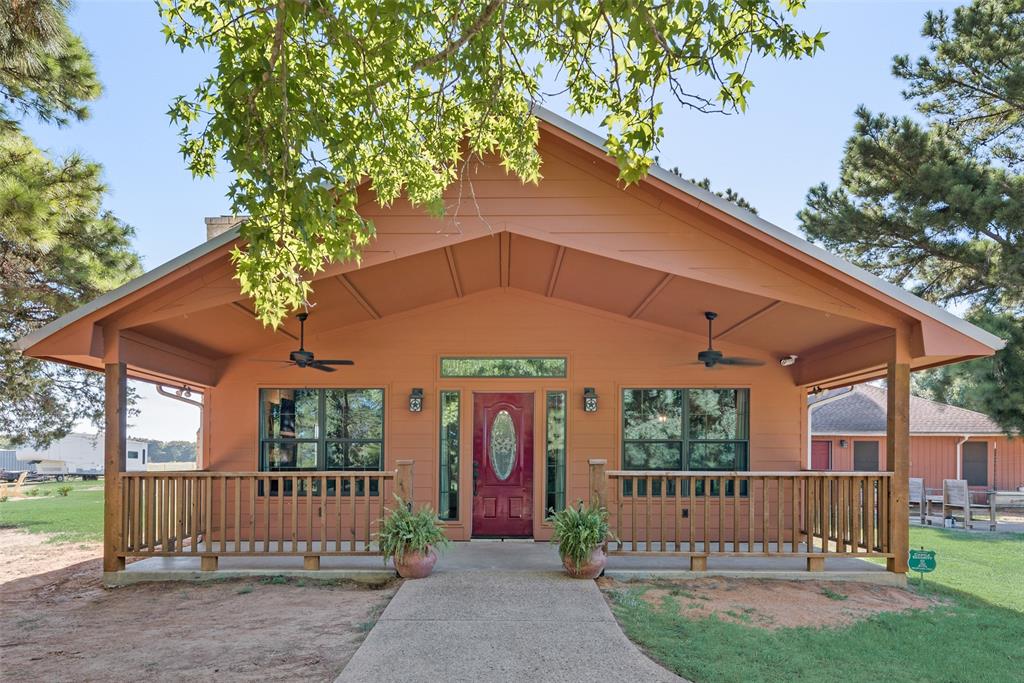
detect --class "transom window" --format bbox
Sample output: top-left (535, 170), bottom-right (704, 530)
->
top-left (622, 388), bottom-right (749, 496)
top-left (440, 357), bottom-right (566, 378)
top-left (260, 388), bottom-right (384, 494)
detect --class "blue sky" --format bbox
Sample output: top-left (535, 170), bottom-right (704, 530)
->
top-left (30, 0), bottom-right (957, 441)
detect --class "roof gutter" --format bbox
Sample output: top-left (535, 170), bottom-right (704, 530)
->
top-left (156, 384), bottom-right (203, 409)
top-left (806, 388), bottom-right (854, 469)
top-left (955, 435), bottom-right (971, 480)
top-left (811, 431), bottom-right (1007, 437)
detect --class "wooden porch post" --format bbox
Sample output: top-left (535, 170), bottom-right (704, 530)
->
top-left (886, 328), bottom-right (911, 574)
top-left (103, 358), bottom-right (128, 572)
top-left (588, 459), bottom-right (607, 509)
top-left (395, 460), bottom-right (414, 507)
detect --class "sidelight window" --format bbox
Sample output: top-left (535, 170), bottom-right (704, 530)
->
top-left (439, 391), bottom-right (460, 520)
top-left (545, 391), bottom-right (567, 512)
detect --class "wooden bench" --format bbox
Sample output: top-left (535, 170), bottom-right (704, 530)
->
top-left (910, 477), bottom-right (926, 524)
top-left (0, 471), bottom-right (29, 499)
top-left (942, 479), bottom-right (996, 531)
top-left (990, 491), bottom-right (1024, 528)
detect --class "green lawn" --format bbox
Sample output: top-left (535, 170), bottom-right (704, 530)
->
top-left (897, 527), bottom-right (1024, 610)
top-left (0, 480), bottom-right (104, 543)
top-left (609, 527), bottom-right (1024, 683)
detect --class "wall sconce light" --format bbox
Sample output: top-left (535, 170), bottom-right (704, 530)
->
top-left (408, 388), bottom-right (424, 413)
top-left (839, 439), bottom-right (848, 448)
top-left (583, 387), bottom-right (598, 413)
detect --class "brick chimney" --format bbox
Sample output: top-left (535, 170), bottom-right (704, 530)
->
top-left (204, 215), bottom-right (245, 240)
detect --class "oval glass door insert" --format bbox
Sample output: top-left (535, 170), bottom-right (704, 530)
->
top-left (489, 410), bottom-right (517, 480)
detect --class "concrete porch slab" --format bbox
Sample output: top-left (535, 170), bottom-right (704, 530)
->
top-left (106, 538), bottom-right (902, 587)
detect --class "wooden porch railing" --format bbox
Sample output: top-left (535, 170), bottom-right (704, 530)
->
top-left (593, 463), bottom-right (893, 571)
top-left (118, 462), bottom-right (412, 570)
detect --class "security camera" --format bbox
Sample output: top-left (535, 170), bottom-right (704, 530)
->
top-left (780, 354), bottom-right (798, 367)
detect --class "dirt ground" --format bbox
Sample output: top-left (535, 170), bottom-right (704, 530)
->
top-left (599, 576), bottom-right (942, 630)
top-left (0, 529), bottom-right (397, 681)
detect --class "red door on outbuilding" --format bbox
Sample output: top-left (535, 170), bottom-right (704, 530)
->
top-left (811, 440), bottom-right (832, 470)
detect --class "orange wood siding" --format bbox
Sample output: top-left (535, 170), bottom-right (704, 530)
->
top-left (814, 434), bottom-right (1024, 491)
top-left (204, 289), bottom-right (805, 541)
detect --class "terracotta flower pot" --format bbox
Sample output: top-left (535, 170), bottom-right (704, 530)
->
top-left (562, 546), bottom-right (606, 579)
top-left (393, 547), bottom-right (437, 579)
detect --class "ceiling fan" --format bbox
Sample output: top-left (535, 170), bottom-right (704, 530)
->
top-left (695, 311), bottom-right (765, 368)
top-left (279, 312), bottom-right (354, 372)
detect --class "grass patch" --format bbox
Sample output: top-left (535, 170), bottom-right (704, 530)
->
top-left (895, 527), bottom-right (1024, 611)
top-left (611, 526), bottom-right (1024, 682)
top-left (260, 575), bottom-right (289, 585)
top-left (0, 482), bottom-right (103, 543)
top-left (820, 587), bottom-right (847, 601)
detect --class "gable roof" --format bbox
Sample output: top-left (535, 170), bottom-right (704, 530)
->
top-left (533, 108), bottom-right (1003, 352)
top-left (16, 106), bottom-right (1004, 355)
top-left (810, 384), bottom-right (1004, 435)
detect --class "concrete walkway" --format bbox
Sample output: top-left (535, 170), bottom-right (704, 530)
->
top-left (336, 561), bottom-right (683, 682)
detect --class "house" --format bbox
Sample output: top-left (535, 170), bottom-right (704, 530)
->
top-left (4, 433), bottom-right (150, 475)
top-left (16, 107), bottom-right (1003, 579)
top-left (810, 385), bottom-right (1022, 493)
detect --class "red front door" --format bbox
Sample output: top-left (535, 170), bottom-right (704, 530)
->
top-left (472, 393), bottom-right (534, 538)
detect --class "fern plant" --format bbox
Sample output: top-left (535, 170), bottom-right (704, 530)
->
top-left (377, 495), bottom-right (450, 565)
top-left (548, 501), bottom-right (612, 567)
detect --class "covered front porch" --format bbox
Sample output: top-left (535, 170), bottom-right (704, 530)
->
top-left (17, 111), bottom-right (1002, 587)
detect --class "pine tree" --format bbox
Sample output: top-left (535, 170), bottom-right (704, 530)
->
top-left (0, 0), bottom-right (141, 447)
top-left (799, 0), bottom-right (1024, 433)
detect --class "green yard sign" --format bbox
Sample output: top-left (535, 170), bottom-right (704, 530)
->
top-left (909, 549), bottom-right (936, 573)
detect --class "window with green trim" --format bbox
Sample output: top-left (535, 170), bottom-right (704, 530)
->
top-left (545, 391), bottom-right (567, 513)
top-left (440, 357), bottom-right (566, 378)
top-left (439, 391), bottom-right (460, 520)
top-left (259, 388), bottom-right (384, 495)
top-left (621, 388), bottom-right (749, 496)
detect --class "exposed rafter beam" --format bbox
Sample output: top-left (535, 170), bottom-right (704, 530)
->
top-left (337, 275), bottom-right (381, 319)
top-left (444, 246), bottom-right (463, 297)
top-left (630, 274), bottom-right (673, 319)
top-left (499, 231), bottom-right (511, 288)
top-left (230, 302), bottom-right (298, 340)
top-left (118, 330), bottom-right (219, 387)
top-left (546, 246), bottom-right (566, 297)
top-left (793, 331), bottom-right (894, 387)
top-left (715, 301), bottom-right (782, 340)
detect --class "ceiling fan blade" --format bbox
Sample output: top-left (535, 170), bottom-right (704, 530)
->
top-left (308, 361), bottom-right (337, 372)
top-left (718, 357), bottom-right (765, 366)
top-left (315, 359), bottom-right (355, 366)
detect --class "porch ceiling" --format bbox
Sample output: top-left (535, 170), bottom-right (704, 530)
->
top-left (129, 232), bottom-right (889, 365)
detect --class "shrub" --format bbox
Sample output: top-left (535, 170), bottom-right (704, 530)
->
top-left (56, 485), bottom-right (73, 497)
top-left (547, 501), bottom-right (612, 567)
top-left (376, 495), bottom-right (449, 565)
top-left (25, 488), bottom-right (40, 497)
